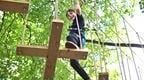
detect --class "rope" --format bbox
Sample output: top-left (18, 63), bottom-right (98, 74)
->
top-left (109, 2), bottom-right (144, 46)
top-left (136, 32), bottom-right (144, 53)
top-left (108, 5), bottom-right (143, 79)
top-left (113, 13), bottom-right (127, 80)
top-left (93, 28), bottom-right (103, 73)
top-left (88, 14), bottom-right (143, 80)
top-left (93, 23), bottom-right (129, 78)
top-left (123, 18), bottom-right (140, 80)
top-left (117, 44), bottom-right (127, 80)
top-left (93, 21), bottom-right (103, 73)
top-left (75, 16), bottom-right (82, 48)
top-left (116, 48), bottom-right (124, 80)
top-left (88, 17), bottom-right (144, 66)
top-left (54, 0), bottom-right (58, 19)
top-left (104, 8), bottom-right (143, 79)
top-left (86, 39), bottom-right (144, 48)
top-left (73, 0), bottom-right (83, 48)
top-left (22, 14), bottom-right (28, 45)
top-left (85, 1), bottom-right (144, 80)
top-left (138, 67), bottom-right (143, 80)
top-left (88, 14), bottom-right (142, 80)
top-left (104, 57), bottom-right (107, 72)
top-left (90, 27), bottom-right (98, 80)
top-left (93, 6), bottom-right (144, 66)
top-left (94, 15), bottom-right (108, 73)
top-left (126, 55), bottom-right (132, 80)
top-left (72, 1), bottom-right (78, 79)
top-left (21, 0), bottom-right (30, 45)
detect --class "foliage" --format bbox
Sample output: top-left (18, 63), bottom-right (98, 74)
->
top-left (0, 0), bottom-right (138, 80)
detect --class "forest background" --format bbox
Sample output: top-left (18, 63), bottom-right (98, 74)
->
top-left (0, 0), bottom-right (143, 80)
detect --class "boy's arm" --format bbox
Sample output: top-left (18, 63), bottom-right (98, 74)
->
top-left (74, 0), bottom-right (81, 15)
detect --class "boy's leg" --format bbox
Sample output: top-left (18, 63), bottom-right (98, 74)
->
top-left (66, 34), bottom-right (90, 80)
top-left (70, 59), bottom-right (90, 80)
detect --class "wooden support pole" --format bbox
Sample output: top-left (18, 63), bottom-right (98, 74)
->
top-left (0, 0), bottom-right (29, 13)
top-left (44, 19), bottom-right (63, 80)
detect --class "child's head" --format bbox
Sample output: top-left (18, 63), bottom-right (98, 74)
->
top-left (66, 9), bottom-right (76, 21)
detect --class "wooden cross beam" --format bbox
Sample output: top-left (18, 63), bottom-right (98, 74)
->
top-left (17, 45), bottom-right (88, 60)
top-left (0, 0), bottom-right (29, 13)
top-left (16, 19), bottom-right (88, 80)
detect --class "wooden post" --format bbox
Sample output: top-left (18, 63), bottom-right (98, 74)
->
top-left (98, 72), bottom-right (109, 80)
top-left (0, 0), bottom-right (29, 13)
top-left (16, 19), bottom-right (88, 80)
top-left (44, 19), bottom-right (63, 80)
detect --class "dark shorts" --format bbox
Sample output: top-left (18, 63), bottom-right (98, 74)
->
top-left (66, 32), bottom-right (85, 48)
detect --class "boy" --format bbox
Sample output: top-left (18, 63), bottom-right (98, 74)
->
top-left (65, 0), bottom-right (90, 80)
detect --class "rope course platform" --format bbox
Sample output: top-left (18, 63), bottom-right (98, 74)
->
top-left (0, 0), bottom-right (29, 13)
top-left (16, 19), bottom-right (88, 80)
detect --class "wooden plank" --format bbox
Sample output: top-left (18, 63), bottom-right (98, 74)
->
top-left (16, 45), bottom-right (88, 59)
top-left (99, 72), bottom-right (109, 80)
top-left (0, 0), bottom-right (29, 13)
top-left (16, 45), bottom-right (48, 57)
top-left (44, 19), bottom-right (64, 80)
top-left (58, 49), bottom-right (87, 59)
